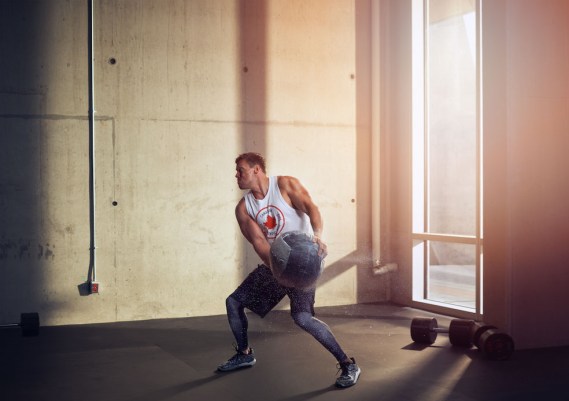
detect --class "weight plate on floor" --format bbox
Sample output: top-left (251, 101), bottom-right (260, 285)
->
top-left (472, 322), bottom-right (497, 348)
top-left (410, 317), bottom-right (437, 344)
top-left (479, 329), bottom-right (515, 360)
top-left (449, 319), bottom-right (474, 347)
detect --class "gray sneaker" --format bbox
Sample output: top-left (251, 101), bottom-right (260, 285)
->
top-left (217, 348), bottom-right (256, 372)
top-left (335, 357), bottom-right (361, 388)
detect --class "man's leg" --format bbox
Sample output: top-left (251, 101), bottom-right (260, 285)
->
top-left (291, 311), bottom-right (348, 362)
top-left (217, 295), bottom-right (256, 371)
top-left (226, 295), bottom-right (249, 352)
top-left (217, 265), bottom-right (287, 372)
top-left (289, 289), bottom-right (361, 388)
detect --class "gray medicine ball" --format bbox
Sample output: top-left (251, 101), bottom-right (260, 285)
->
top-left (269, 231), bottom-right (324, 289)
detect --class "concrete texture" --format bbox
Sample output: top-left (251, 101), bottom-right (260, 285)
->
top-left (2, 303), bottom-right (567, 401)
top-left (0, 0), bottom-right (382, 328)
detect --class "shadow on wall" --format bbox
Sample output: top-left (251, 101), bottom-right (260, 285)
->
top-left (0, 2), bottom-right (52, 321)
top-left (236, 0), bottom-right (268, 278)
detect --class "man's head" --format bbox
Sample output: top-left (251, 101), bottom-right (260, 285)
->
top-left (235, 152), bottom-right (266, 173)
top-left (235, 152), bottom-right (267, 190)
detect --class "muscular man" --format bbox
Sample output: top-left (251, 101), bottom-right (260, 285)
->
top-left (217, 152), bottom-right (361, 388)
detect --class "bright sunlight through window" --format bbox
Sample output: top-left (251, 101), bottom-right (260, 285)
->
top-left (412, 0), bottom-right (483, 315)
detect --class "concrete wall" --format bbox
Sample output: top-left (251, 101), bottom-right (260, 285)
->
top-left (383, 0), bottom-right (569, 349)
top-left (0, 0), bottom-right (387, 326)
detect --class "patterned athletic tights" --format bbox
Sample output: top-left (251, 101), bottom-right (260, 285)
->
top-left (226, 295), bottom-right (348, 363)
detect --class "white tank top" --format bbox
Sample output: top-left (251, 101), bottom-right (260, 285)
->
top-left (244, 176), bottom-right (313, 243)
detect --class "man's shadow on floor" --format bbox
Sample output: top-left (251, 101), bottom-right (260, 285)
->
top-left (127, 368), bottom-right (245, 401)
top-left (128, 367), bottom-right (337, 401)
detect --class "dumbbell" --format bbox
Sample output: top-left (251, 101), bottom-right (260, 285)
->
top-left (472, 322), bottom-right (515, 360)
top-left (410, 317), bottom-right (474, 347)
top-left (0, 312), bottom-right (40, 337)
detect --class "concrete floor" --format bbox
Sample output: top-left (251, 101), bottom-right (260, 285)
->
top-left (1, 303), bottom-right (567, 401)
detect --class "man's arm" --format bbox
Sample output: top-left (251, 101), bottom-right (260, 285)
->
top-left (278, 176), bottom-right (328, 257)
top-left (235, 199), bottom-right (272, 266)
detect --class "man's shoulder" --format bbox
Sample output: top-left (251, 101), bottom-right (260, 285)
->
top-left (235, 196), bottom-right (247, 210)
top-left (276, 175), bottom-right (299, 187)
top-left (235, 197), bottom-right (252, 221)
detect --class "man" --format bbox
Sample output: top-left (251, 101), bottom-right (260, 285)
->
top-left (217, 152), bottom-right (361, 388)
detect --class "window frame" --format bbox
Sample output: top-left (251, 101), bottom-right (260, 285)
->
top-left (411, 0), bottom-right (483, 319)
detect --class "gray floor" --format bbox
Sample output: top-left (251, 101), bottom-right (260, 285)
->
top-left (1, 303), bottom-right (567, 401)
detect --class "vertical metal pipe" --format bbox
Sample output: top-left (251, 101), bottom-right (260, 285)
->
top-left (371, 0), bottom-right (381, 268)
top-left (88, 0), bottom-right (96, 284)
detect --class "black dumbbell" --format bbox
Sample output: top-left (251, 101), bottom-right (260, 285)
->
top-left (472, 321), bottom-right (514, 360)
top-left (0, 312), bottom-right (40, 337)
top-left (410, 317), bottom-right (474, 347)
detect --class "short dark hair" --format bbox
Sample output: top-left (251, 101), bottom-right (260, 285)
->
top-left (235, 152), bottom-right (266, 173)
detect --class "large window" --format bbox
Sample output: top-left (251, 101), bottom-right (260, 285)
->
top-left (412, 0), bottom-right (482, 315)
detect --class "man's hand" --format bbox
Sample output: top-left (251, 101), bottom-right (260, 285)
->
top-left (313, 235), bottom-right (328, 258)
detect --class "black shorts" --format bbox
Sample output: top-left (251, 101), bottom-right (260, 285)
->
top-left (230, 265), bottom-right (316, 318)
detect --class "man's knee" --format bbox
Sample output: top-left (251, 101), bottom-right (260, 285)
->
top-left (226, 295), bottom-right (242, 313)
top-left (292, 311), bottom-right (313, 329)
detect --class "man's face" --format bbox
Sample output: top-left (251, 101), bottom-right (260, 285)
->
top-left (235, 160), bottom-right (256, 189)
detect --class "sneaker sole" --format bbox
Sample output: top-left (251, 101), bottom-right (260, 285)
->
top-left (335, 368), bottom-right (361, 388)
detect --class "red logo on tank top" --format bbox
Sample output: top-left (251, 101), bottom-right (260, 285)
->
top-left (256, 205), bottom-right (285, 240)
